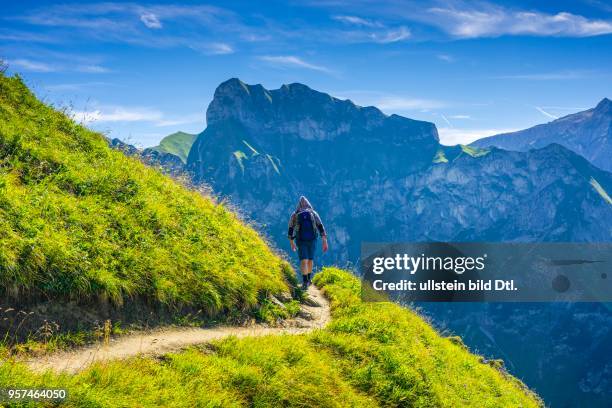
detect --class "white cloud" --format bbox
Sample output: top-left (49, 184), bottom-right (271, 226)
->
top-left (535, 106), bottom-right (559, 120)
top-left (72, 106), bottom-right (202, 127)
top-left (437, 127), bottom-right (520, 145)
top-left (324, 25), bottom-right (412, 44)
top-left (9, 58), bottom-right (55, 72)
top-left (16, 3), bottom-right (242, 49)
top-left (495, 70), bottom-right (590, 80)
top-left (258, 55), bottom-right (331, 72)
top-left (427, 7), bottom-right (612, 38)
top-left (45, 82), bottom-right (112, 92)
top-left (140, 12), bottom-right (162, 29)
top-left (437, 54), bottom-right (454, 62)
top-left (332, 15), bottom-right (381, 27)
top-left (449, 114), bottom-right (471, 119)
top-left (369, 26), bottom-right (411, 43)
top-left (331, 13), bottom-right (410, 44)
top-left (335, 90), bottom-right (446, 112)
top-left (77, 64), bottom-right (111, 73)
top-left (8, 58), bottom-right (111, 74)
top-left (539, 105), bottom-right (588, 111)
top-left (0, 30), bottom-right (57, 43)
top-left (189, 42), bottom-right (235, 55)
top-left (154, 113), bottom-right (203, 127)
top-left (207, 43), bottom-right (234, 55)
top-left (241, 33), bottom-right (272, 42)
top-left (74, 107), bottom-right (163, 123)
top-left (373, 96), bottom-right (445, 111)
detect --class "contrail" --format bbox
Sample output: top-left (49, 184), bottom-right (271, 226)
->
top-left (535, 106), bottom-right (558, 120)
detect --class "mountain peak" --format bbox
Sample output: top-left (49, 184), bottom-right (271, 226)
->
top-left (205, 79), bottom-right (439, 145)
top-left (594, 97), bottom-right (611, 113)
top-left (472, 98), bottom-right (611, 172)
top-left (215, 77), bottom-right (253, 96)
top-left (281, 82), bottom-right (311, 91)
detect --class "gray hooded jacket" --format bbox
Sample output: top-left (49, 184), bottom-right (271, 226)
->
top-left (288, 196), bottom-right (326, 240)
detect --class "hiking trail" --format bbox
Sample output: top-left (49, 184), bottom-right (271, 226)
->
top-left (25, 286), bottom-right (330, 374)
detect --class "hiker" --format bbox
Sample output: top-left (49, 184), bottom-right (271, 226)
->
top-left (288, 196), bottom-right (328, 289)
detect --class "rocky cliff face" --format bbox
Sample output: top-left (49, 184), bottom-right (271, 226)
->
top-left (473, 98), bottom-right (612, 172)
top-left (189, 78), bottom-right (439, 188)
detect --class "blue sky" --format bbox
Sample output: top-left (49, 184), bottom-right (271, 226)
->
top-left (2, 0), bottom-right (611, 147)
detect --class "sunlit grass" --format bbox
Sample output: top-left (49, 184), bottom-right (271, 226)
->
top-left (0, 73), bottom-right (289, 320)
top-left (0, 269), bottom-right (541, 407)
top-left (460, 144), bottom-right (490, 158)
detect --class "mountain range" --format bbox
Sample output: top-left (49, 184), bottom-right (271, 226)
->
top-left (186, 79), bottom-right (611, 266)
top-left (473, 98), bottom-right (611, 172)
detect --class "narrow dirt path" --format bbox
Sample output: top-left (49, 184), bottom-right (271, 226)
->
top-left (25, 286), bottom-right (330, 374)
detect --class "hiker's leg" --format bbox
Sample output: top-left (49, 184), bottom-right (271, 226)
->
top-left (307, 240), bottom-right (315, 274)
top-left (307, 241), bottom-right (316, 283)
top-left (297, 242), bottom-right (309, 288)
top-left (305, 260), bottom-right (313, 284)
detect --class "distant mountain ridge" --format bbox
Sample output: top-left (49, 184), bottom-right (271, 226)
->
top-left (109, 137), bottom-right (187, 178)
top-left (186, 79), bottom-right (611, 261)
top-left (151, 131), bottom-right (196, 163)
top-left (472, 98), bottom-right (612, 172)
top-left (188, 78), bottom-right (440, 183)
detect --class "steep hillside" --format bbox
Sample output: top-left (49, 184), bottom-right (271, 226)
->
top-left (472, 98), bottom-right (612, 172)
top-left (0, 73), bottom-right (290, 337)
top-left (150, 131), bottom-right (197, 163)
top-left (1, 268), bottom-right (541, 407)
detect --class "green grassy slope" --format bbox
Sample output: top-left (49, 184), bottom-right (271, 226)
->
top-left (1, 268), bottom-right (541, 407)
top-left (0, 73), bottom-right (289, 317)
top-left (151, 131), bottom-right (196, 163)
top-left (312, 268), bottom-right (540, 407)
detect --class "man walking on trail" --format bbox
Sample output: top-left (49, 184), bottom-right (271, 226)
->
top-left (288, 196), bottom-right (328, 289)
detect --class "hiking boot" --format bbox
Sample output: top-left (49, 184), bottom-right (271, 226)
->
top-left (301, 282), bottom-right (308, 291)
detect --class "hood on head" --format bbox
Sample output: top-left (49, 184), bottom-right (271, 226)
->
top-left (296, 195), bottom-right (313, 211)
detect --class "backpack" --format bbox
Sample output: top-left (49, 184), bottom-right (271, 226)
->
top-left (297, 209), bottom-right (316, 241)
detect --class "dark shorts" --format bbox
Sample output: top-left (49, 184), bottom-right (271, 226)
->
top-left (297, 239), bottom-right (316, 260)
